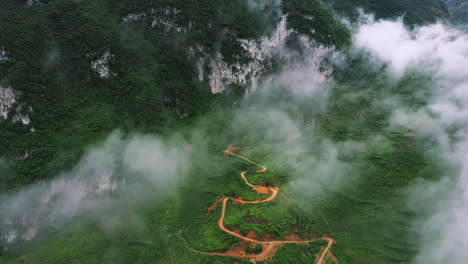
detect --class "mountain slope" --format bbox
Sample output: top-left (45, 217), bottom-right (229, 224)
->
top-left (325, 0), bottom-right (449, 24)
top-left (0, 1), bottom-right (464, 264)
top-left (0, 0), bottom-right (350, 191)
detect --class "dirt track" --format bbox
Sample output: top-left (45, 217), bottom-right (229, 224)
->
top-left (182, 145), bottom-right (337, 263)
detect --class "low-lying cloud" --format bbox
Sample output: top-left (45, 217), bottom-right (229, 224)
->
top-left (3, 11), bottom-right (467, 263)
top-left (0, 131), bottom-right (189, 247)
top-left (353, 15), bottom-right (468, 263)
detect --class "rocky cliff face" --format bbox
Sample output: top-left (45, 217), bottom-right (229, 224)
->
top-left (90, 50), bottom-right (114, 78)
top-left (0, 87), bottom-right (32, 126)
top-left (0, 87), bottom-right (15, 120)
top-left (0, 47), bottom-right (32, 127)
top-left (0, 48), bottom-right (8, 61)
top-left (206, 15), bottom-right (291, 94)
top-left (203, 15), bottom-right (337, 94)
top-left (119, 5), bottom-right (340, 95)
top-left (1, 170), bottom-right (119, 249)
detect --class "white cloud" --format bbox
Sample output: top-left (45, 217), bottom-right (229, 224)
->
top-left (0, 131), bottom-right (188, 245)
top-left (354, 17), bottom-right (468, 263)
top-left (354, 18), bottom-right (468, 79)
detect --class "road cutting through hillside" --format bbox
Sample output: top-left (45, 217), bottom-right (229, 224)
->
top-left (181, 145), bottom-right (337, 263)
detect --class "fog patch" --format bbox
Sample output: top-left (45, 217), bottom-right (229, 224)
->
top-left (261, 46), bottom-right (337, 97)
top-left (353, 16), bottom-right (468, 263)
top-left (0, 131), bottom-right (189, 248)
top-left (354, 15), bottom-right (467, 78)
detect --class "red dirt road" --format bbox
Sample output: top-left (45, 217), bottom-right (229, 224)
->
top-left (182, 145), bottom-right (337, 263)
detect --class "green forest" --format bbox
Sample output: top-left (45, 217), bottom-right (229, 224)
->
top-left (0, 0), bottom-right (462, 263)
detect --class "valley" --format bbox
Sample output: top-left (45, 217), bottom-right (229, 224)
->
top-left (0, 0), bottom-right (466, 263)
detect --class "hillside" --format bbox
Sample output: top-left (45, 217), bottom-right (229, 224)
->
top-left (325, 0), bottom-right (449, 24)
top-left (0, 1), bottom-right (464, 264)
top-left (0, 0), bottom-right (349, 191)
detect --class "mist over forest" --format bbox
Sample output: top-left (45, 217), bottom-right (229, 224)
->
top-left (0, 0), bottom-right (466, 263)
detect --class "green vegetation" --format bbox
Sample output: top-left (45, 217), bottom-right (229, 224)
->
top-left (2, 66), bottom-right (437, 263)
top-left (0, 0), bottom-right (274, 190)
top-left (283, 0), bottom-right (351, 48)
top-left (325, 0), bottom-right (449, 25)
top-left (0, 0), bottom-right (454, 263)
top-left (224, 200), bottom-right (308, 238)
top-left (271, 241), bottom-right (327, 263)
top-left (0, 0), bottom-right (361, 191)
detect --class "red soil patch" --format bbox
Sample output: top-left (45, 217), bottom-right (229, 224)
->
top-left (252, 243), bottom-right (284, 262)
top-left (253, 186), bottom-right (270, 194)
top-left (315, 235), bottom-right (337, 264)
top-left (232, 196), bottom-right (244, 204)
top-left (244, 230), bottom-right (279, 242)
top-left (206, 197), bottom-right (224, 216)
top-left (262, 233), bottom-right (278, 242)
top-left (224, 241), bottom-right (248, 256)
top-left (316, 243), bottom-right (338, 264)
top-left (246, 230), bottom-right (262, 241)
top-left (315, 247), bottom-right (326, 264)
top-left (224, 144), bottom-right (240, 155)
top-left (323, 234), bottom-right (337, 243)
top-left (249, 241), bottom-right (259, 249)
top-left (325, 250), bottom-right (340, 264)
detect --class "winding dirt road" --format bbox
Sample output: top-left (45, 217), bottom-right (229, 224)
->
top-left (181, 145), bottom-right (337, 263)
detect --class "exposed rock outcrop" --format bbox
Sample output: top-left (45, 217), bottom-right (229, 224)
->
top-left (0, 87), bottom-right (16, 120)
top-left (0, 48), bottom-right (8, 61)
top-left (90, 50), bottom-right (114, 78)
top-left (205, 15), bottom-right (336, 94)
